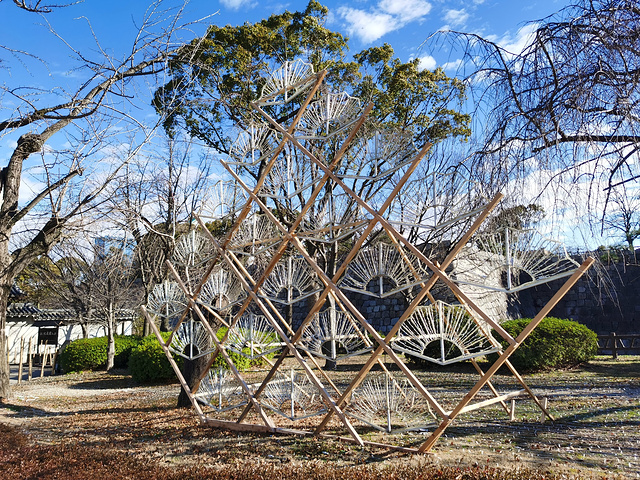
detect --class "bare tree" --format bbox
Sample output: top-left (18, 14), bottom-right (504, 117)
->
top-left (105, 133), bottom-right (215, 334)
top-left (30, 253), bottom-right (97, 338)
top-left (90, 238), bottom-right (143, 370)
top-left (603, 187), bottom-right (640, 250)
top-left (441, 0), bottom-right (640, 212)
top-left (33, 235), bottom-right (143, 368)
top-left (4, 0), bottom-right (70, 14)
top-left (0, 1), bottom-right (207, 400)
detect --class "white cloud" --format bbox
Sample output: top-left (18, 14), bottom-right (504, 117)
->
top-left (220, 0), bottom-right (257, 11)
top-left (338, 0), bottom-right (432, 44)
top-left (417, 55), bottom-right (436, 71)
top-left (442, 58), bottom-right (463, 72)
top-left (378, 0), bottom-right (432, 22)
top-left (337, 8), bottom-right (396, 44)
top-left (443, 9), bottom-right (469, 27)
top-left (497, 23), bottom-right (539, 56)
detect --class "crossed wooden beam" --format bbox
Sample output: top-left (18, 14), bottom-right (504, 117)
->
top-left (142, 68), bottom-right (595, 452)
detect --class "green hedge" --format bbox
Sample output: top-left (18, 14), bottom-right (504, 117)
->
top-left (128, 332), bottom-right (180, 383)
top-left (58, 326), bottom-right (278, 380)
top-left (59, 335), bottom-right (142, 373)
top-left (113, 335), bottom-right (142, 368)
top-left (491, 317), bottom-right (598, 371)
top-left (212, 327), bottom-right (251, 372)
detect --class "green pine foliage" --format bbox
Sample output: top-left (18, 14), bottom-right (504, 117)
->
top-left (492, 317), bottom-right (598, 371)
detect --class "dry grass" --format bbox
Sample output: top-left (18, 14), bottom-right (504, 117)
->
top-left (1, 356), bottom-right (638, 479)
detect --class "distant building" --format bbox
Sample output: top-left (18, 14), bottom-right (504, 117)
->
top-left (94, 236), bottom-right (134, 259)
top-left (5, 285), bottom-right (136, 363)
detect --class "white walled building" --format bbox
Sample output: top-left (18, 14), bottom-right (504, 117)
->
top-left (6, 302), bottom-right (135, 364)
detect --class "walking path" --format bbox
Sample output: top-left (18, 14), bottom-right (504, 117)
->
top-left (9, 364), bottom-right (54, 384)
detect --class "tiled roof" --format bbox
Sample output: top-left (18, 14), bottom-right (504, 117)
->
top-left (6, 302), bottom-right (40, 317)
top-left (7, 302), bottom-right (137, 323)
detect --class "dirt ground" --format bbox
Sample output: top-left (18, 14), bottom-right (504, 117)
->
top-left (1, 356), bottom-right (638, 479)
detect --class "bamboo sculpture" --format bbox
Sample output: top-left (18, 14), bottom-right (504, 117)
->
top-left (142, 60), bottom-right (594, 453)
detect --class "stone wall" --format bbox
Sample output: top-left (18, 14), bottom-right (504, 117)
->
top-left (510, 260), bottom-right (640, 334)
top-left (275, 255), bottom-right (640, 337)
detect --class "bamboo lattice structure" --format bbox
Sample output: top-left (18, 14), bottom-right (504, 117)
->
top-left (142, 61), bottom-right (595, 453)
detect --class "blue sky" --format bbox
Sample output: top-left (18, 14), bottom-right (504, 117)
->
top-left (0, 0), bottom-right (571, 156)
top-left (3, 0), bottom-right (610, 248)
top-left (0, 0), bottom-right (568, 152)
top-left (1, 0), bottom-right (566, 80)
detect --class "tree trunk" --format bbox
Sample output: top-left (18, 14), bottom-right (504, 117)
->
top-left (0, 282), bottom-right (12, 402)
top-left (106, 290), bottom-right (115, 370)
top-left (177, 355), bottom-right (208, 408)
top-left (81, 322), bottom-right (89, 339)
top-left (143, 317), bottom-right (150, 337)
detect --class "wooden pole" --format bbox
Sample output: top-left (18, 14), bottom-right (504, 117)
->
top-left (418, 257), bottom-right (594, 453)
top-left (27, 337), bottom-right (33, 381)
top-left (224, 158), bottom-right (449, 424)
top-left (540, 398), bottom-right (548, 423)
top-left (40, 346), bottom-right (46, 378)
top-left (314, 193), bottom-right (503, 434)
top-left (255, 105), bottom-right (517, 346)
top-left (17, 337), bottom-right (24, 385)
top-left (141, 306), bottom-right (207, 420)
top-left (163, 72), bottom-right (329, 350)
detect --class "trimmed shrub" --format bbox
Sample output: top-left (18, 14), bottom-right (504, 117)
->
top-left (59, 337), bottom-right (107, 373)
top-left (128, 332), bottom-right (179, 383)
top-left (59, 335), bottom-right (142, 373)
top-left (212, 327), bottom-right (252, 372)
top-left (491, 317), bottom-right (598, 371)
top-left (114, 335), bottom-right (142, 368)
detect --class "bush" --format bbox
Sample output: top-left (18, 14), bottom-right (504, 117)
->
top-left (59, 335), bottom-right (142, 373)
top-left (59, 337), bottom-right (107, 373)
top-left (491, 317), bottom-right (598, 371)
top-left (113, 335), bottom-right (142, 368)
top-left (212, 327), bottom-right (252, 372)
top-left (128, 332), bottom-right (180, 383)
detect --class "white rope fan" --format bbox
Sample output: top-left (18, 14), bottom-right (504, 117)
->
top-left (455, 228), bottom-right (581, 293)
top-left (194, 367), bottom-right (247, 413)
top-left (146, 281), bottom-right (187, 320)
top-left (260, 369), bottom-right (327, 421)
top-left (346, 372), bottom-right (436, 434)
top-left (259, 256), bottom-right (321, 305)
top-left (197, 267), bottom-right (245, 312)
top-left (257, 59), bottom-right (317, 106)
top-left (168, 319), bottom-right (217, 360)
top-left (297, 307), bottom-right (372, 363)
top-left (391, 301), bottom-right (499, 366)
top-left (226, 313), bottom-right (281, 360)
top-left (339, 243), bottom-right (430, 298)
